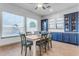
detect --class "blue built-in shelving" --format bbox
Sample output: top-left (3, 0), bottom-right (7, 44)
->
top-left (51, 32), bottom-right (79, 45)
top-left (51, 11), bottom-right (79, 45)
top-left (51, 12), bottom-right (79, 45)
top-left (64, 12), bottom-right (79, 32)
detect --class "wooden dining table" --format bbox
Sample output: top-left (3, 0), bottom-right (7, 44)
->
top-left (26, 35), bottom-right (41, 56)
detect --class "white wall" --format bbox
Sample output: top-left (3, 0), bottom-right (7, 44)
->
top-left (42, 4), bottom-right (79, 32)
top-left (0, 37), bottom-right (21, 46)
top-left (0, 3), bottom-right (41, 46)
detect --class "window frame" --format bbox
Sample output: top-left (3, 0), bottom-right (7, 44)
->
top-left (1, 12), bottom-right (38, 38)
top-left (26, 17), bottom-right (38, 32)
top-left (56, 18), bottom-right (64, 29)
top-left (48, 19), bottom-right (56, 29)
top-left (48, 18), bottom-right (64, 29)
top-left (1, 11), bottom-right (25, 38)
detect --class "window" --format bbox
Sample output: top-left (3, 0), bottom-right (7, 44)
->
top-left (48, 19), bottom-right (56, 29)
top-left (48, 18), bottom-right (64, 29)
top-left (2, 12), bottom-right (24, 37)
top-left (26, 18), bottom-right (38, 32)
top-left (56, 18), bottom-right (64, 29)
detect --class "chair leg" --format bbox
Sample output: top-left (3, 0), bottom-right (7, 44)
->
top-left (25, 46), bottom-right (27, 56)
top-left (50, 40), bottom-right (52, 48)
top-left (29, 46), bottom-right (31, 56)
top-left (21, 45), bottom-right (23, 55)
top-left (47, 41), bottom-right (50, 50)
top-left (39, 45), bottom-right (42, 56)
top-left (45, 44), bottom-right (47, 53)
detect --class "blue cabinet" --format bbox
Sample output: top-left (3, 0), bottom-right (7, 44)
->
top-left (41, 19), bottom-right (48, 31)
top-left (51, 32), bottom-right (79, 45)
top-left (77, 34), bottom-right (79, 45)
top-left (51, 32), bottom-right (62, 41)
top-left (64, 14), bottom-right (71, 32)
top-left (57, 32), bottom-right (62, 41)
top-left (62, 33), bottom-right (70, 43)
top-left (69, 33), bottom-right (77, 44)
top-left (64, 12), bottom-right (78, 32)
top-left (51, 32), bottom-right (58, 41)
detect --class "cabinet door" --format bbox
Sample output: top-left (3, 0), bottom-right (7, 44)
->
top-left (52, 32), bottom-right (58, 41)
top-left (64, 14), bottom-right (71, 32)
top-left (64, 12), bottom-right (78, 32)
top-left (77, 34), bottom-right (79, 45)
top-left (57, 32), bottom-right (62, 41)
top-left (71, 12), bottom-right (78, 32)
top-left (69, 33), bottom-right (77, 44)
top-left (41, 19), bottom-right (48, 31)
top-left (62, 33), bottom-right (70, 43)
top-left (75, 12), bottom-right (78, 32)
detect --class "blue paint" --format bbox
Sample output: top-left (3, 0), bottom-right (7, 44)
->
top-left (51, 32), bottom-right (79, 45)
top-left (64, 12), bottom-right (79, 32)
top-left (41, 19), bottom-right (48, 31)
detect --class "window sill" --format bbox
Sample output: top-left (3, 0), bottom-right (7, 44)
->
top-left (1, 35), bottom-right (20, 39)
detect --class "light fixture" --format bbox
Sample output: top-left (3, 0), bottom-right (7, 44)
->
top-left (35, 3), bottom-right (51, 10)
top-left (37, 4), bottom-right (43, 8)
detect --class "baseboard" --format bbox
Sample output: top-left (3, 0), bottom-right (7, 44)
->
top-left (0, 41), bottom-right (21, 47)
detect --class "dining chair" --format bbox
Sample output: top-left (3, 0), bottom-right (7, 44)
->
top-left (40, 32), bottom-right (53, 51)
top-left (36, 34), bottom-right (48, 55)
top-left (42, 34), bottom-right (49, 52)
top-left (26, 32), bottom-right (32, 35)
top-left (41, 32), bottom-right (52, 49)
top-left (47, 33), bottom-right (52, 49)
top-left (34, 31), bottom-right (40, 35)
top-left (20, 34), bottom-right (33, 56)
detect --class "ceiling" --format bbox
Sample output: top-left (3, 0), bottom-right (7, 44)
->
top-left (14, 3), bottom-right (78, 16)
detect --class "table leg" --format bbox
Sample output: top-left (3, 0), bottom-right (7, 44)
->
top-left (32, 40), bottom-right (36, 56)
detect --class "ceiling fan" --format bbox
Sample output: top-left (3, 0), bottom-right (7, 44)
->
top-left (35, 3), bottom-right (51, 10)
